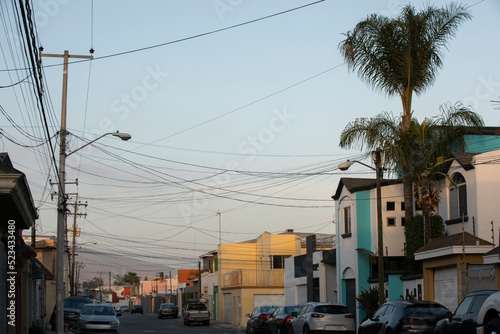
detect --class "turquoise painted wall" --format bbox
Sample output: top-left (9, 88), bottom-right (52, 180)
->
top-left (465, 134), bottom-right (500, 153)
top-left (356, 190), bottom-right (372, 322)
top-left (388, 275), bottom-right (404, 301)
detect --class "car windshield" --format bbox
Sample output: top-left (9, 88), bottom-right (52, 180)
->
top-left (314, 305), bottom-right (349, 314)
top-left (404, 305), bottom-right (449, 317)
top-left (81, 306), bottom-right (115, 316)
top-left (284, 306), bottom-right (303, 314)
top-left (63, 298), bottom-right (92, 309)
top-left (260, 306), bottom-right (278, 313)
top-left (188, 303), bottom-right (207, 310)
top-left (161, 304), bottom-right (174, 308)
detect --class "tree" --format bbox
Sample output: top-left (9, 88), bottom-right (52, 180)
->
top-left (82, 277), bottom-right (104, 289)
top-left (113, 274), bottom-right (125, 286)
top-left (403, 103), bottom-right (483, 240)
top-left (404, 214), bottom-right (445, 272)
top-left (123, 272), bottom-right (140, 286)
top-left (339, 3), bottom-right (472, 221)
top-left (339, 104), bottom-right (483, 246)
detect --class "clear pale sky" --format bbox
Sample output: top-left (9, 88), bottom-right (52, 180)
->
top-left (1, 0), bottom-right (499, 282)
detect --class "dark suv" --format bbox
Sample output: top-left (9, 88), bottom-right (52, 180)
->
top-left (50, 296), bottom-right (94, 330)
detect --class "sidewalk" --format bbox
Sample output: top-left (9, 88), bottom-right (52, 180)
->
top-left (210, 320), bottom-right (245, 331)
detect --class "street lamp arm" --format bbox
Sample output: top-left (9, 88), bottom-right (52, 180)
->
top-left (338, 159), bottom-right (376, 171)
top-left (66, 131), bottom-right (131, 157)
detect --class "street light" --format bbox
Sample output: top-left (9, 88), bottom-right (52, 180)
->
top-left (55, 131), bottom-right (131, 333)
top-left (339, 148), bottom-right (385, 306)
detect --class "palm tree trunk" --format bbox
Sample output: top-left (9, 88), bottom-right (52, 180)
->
top-left (403, 170), bottom-right (414, 221)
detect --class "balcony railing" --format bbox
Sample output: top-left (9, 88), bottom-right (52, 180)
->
top-left (223, 269), bottom-right (285, 288)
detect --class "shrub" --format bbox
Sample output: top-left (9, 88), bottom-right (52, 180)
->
top-left (356, 286), bottom-right (380, 318)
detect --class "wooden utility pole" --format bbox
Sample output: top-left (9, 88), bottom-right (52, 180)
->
top-left (41, 50), bottom-right (93, 334)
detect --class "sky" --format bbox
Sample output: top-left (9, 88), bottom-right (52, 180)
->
top-left (1, 0), bottom-right (499, 283)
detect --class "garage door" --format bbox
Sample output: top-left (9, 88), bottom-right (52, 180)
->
top-left (253, 294), bottom-right (285, 308)
top-left (434, 266), bottom-right (458, 311)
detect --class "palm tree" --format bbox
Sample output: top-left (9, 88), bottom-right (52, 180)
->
top-left (123, 272), bottom-right (141, 286)
top-left (339, 3), bottom-right (472, 221)
top-left (339, 102), bottom-right (483, 239)
top-left (405, 103), bottom-right (484, 241)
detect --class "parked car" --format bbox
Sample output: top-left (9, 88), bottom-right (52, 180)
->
top-left (118, 305), bottom-right (129, 313)
top-left (158, 303), bottom-right (178, 319)
top-left (183, 302), bottom-right (210, 326)
top-left (289, 302), bottom-right (355, 334)
top-left (76, 303), bottom-right (120, 333)
top-left (358, 300), bottom-right (450, 334)
top-left (114, 306), bottom-right (122, 315)
top-left (476, 290), bottom-right (500, 334)
top-left (434, 290), bottom-right (497, 334)
top-left (131, 304), bottom-right (144, 314)
top-left (266, 305), bottom-right (303, 334)
top-left (246, 305), bottom-right (279, 334)
top-left (49, 296), bottom-right (94, 330)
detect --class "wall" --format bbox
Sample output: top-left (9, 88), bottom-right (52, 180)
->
top-left (437, 149), bottom-right (500, 243)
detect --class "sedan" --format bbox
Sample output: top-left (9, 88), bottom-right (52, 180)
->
top-left (290, 302), bottom-right (355, 334)
top-left (131, 304), bottom-right (144, 314)
top-left (266, 305), bottom-right (303, 334)
top-left (158, 303), bottom-right (178, 318)
top-left (359, 300), bottom-right (451, 334)
top-left (434, 290), bottom-right (497, 334)
top-left (76, 304), bottom-right (120, 333)
top-left (246, 305), bottom-right (279, 334)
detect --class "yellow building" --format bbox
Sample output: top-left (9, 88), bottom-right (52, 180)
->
top-left (205, 229), bottom-right (333, 326)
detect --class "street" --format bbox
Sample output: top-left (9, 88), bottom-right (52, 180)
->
top-left (119, 313), bottom-right (243, 334)
top-left (46, 313), bottom-right (245, 334)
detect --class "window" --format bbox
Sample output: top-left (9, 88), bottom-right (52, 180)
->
top-left (387, 218), bottom-right (396, 226)
top-left (373, 305), bottom-right (387, 318)
top-left (401, 217), bottom-right (405, 226)
top-left (387, 202), bottom-right (395, 211)
top-left (344, 206), bottom-right (351, 234)
top-left (270, 255), bottom-right (291, 269)
top-left (401, 202), bottom-right (405, 211)
top-left (449, 173), bottom-right (467, 219)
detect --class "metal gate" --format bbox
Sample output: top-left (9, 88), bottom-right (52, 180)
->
top-left (224, 293), bottom-right (232, 324)
top-left (461, 266), bottom-right (497, 297)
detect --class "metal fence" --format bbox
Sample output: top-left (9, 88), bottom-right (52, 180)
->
top-left (460, 266), bottom-right (497, 297)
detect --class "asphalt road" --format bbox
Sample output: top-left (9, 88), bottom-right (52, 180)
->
top-left (119, 313), bottom-right (244, 334)
top-left (47, 312), bottom-right (244, 334)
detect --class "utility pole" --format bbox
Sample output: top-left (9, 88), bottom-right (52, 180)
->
top-left (68, 194), bottom-right (88, 296)
top-left (76, 262), bottom-right (85, 292)
top-left (198, 261), bottom-right (202, 301)
top-left (374, 148), bottom-right (385, 307)
top-left (169, 271), bottom-right (172, 303)
top-left (42, 50), bottom-right (93, 334)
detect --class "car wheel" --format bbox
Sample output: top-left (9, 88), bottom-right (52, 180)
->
top-left (486, 319), bottom-right (500, 334)
top-left (204, 320), bottom-right (210, 326)
top-left (303, 324), bottom-right (311, 334)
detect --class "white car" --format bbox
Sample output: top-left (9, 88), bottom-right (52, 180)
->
top-left (476, 290), bottom-right (500, 334)
top-left (76, 304), bottom-right (120, 334)
top-left (289, 302), bottom-right (355, 334)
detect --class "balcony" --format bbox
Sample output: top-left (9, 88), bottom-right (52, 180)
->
top-left (223, 269), bottom-right (285, 288)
